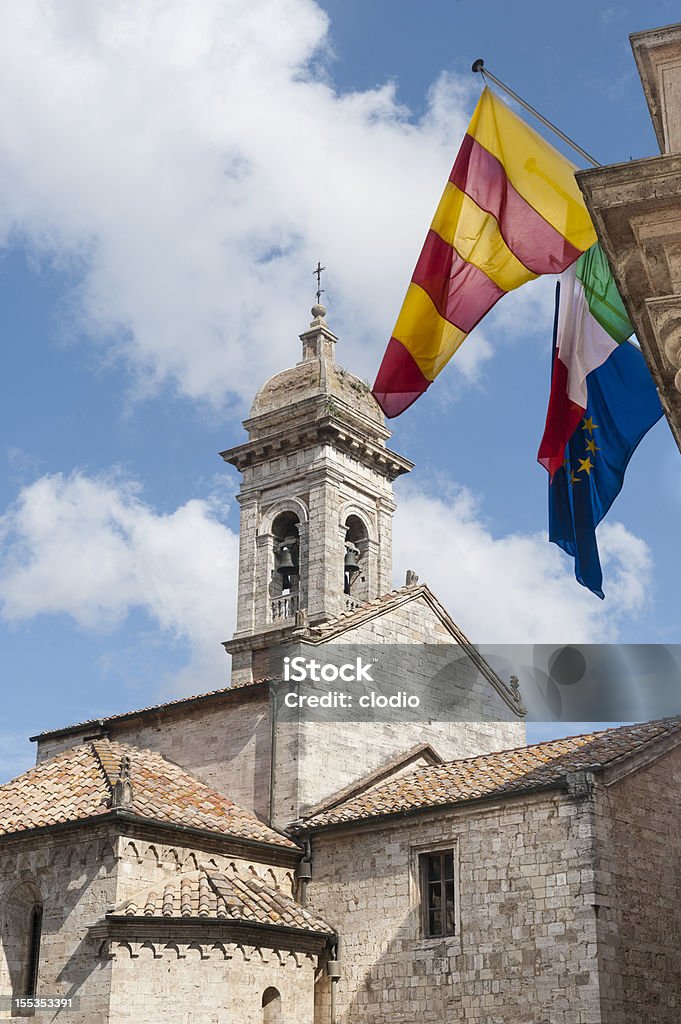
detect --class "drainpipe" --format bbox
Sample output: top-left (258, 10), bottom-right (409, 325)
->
top-left (268, 679), bottom-right (278, 826)
top-left (327, 943), bottom-right (341, 1024)
top-left (295, 838), bottom-right (312, 905)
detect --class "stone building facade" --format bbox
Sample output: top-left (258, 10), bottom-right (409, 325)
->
top-left (299, 719), bottom-right (681, 1024)
top-left (0, 301), bottom-right (680, 1022)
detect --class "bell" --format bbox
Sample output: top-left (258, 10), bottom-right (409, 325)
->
top-left (344, 544), bottom-right (361, 574)
top-left (276, 545), bottom-right (295, 575)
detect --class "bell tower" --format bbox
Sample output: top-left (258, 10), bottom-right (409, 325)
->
top-left (221, 302), bottom-right (413, 684)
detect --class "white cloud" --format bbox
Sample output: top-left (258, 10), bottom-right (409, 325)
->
top-left (0, 0), bottom-right (490, 409)
top-left (0, 468), bottom-right (655, 708)
top-left (0, 471), bottom-right (239, 690)
top-left (392, 480), bottom-right (653, 643)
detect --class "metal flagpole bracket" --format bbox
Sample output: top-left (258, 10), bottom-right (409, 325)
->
top-left (471, 58), bottom-right (600, 168)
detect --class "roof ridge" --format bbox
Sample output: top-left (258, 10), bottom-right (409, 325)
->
top-left (389, 717), bottom-right (681, 779)
top-left (308, 583), bottom-right (425, 634)
top-left (303, 742), bottom-right (444, 818)
top-left (299, 717), bottom-right (681, 831)
top-left (30, 679), bottom-right (271, 743)
top-left (90, 738), bottom-right (119, 790)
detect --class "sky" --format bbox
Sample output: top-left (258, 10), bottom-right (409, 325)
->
top-left (1, 0), bottom-right (679, 783)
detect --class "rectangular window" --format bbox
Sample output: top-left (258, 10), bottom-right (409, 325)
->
top-left (420, 850), bottom-right (456, 937)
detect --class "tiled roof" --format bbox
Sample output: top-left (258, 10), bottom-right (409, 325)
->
top-left (0, 739), bottom-right (296, 849)
top-left (30, 679), bottom-right (269, 741)
top-left (110, 864), bottom-right (333, 936)
top-left (301, 718), bottom-right (681, 829)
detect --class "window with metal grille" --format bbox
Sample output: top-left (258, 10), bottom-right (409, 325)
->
top-left (420, 850), bottom-right (456, 937)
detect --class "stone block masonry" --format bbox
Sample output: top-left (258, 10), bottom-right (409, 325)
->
top-left (306, 790), bottom-right (604, 1024)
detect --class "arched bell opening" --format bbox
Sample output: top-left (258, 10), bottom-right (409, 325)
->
top-left (270, 511), bottom-right (301, 621)
top-left (343, 514), bottom-right (369, 606)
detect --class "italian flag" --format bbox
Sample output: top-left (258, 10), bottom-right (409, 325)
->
top-left (537, 243), bottom-right (633, 477)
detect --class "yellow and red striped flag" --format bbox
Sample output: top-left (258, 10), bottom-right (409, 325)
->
top-left (372, 87), bottom-right (597, 417)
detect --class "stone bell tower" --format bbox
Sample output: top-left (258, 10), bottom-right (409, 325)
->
top-left (221, 303), bottom-right (413, 684)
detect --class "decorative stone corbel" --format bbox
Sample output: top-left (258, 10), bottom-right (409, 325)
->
top-left (565, 769), bottom-right (596, 801)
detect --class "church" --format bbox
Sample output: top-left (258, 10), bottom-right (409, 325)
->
top-left (0, 301), bottom-right (680, 1023)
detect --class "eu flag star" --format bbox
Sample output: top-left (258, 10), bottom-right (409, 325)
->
top-left (581, 416), bottom-right (599, 433)
top-left (585, 438), bottom-right (600, 455)
top-left (578, 456), bottom-right (594, 475)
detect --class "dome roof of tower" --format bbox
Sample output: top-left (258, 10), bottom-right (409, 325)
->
top-left (249, 304), bottom-right (384, 424)
top-left (249, 357), bottom-right (383, 423)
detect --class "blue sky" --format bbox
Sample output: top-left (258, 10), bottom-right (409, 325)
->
top-left (1, 0), bottom-right (679, 782)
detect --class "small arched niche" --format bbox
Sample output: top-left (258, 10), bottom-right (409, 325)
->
top-left (270, 511), bottom-right (301, 621)
top-left (262, 986), bottom-right (282, 1024)
top-left (2, 881), bottom-right (43, 1006)
top-left (343, 514), bottom-right (369, 605)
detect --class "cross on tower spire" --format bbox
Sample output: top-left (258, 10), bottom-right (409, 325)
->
top-left (313, 261), bottom-right (325, 304)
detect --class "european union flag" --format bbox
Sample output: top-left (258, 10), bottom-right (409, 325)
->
top-left (549, 339), bottom-right (663, 597)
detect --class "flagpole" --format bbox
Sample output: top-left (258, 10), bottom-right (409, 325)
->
top-left (471, 59), bottom-right (601, 168)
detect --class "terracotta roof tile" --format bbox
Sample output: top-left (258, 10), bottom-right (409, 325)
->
top-left (110, 864), bottom-right (333, 935)
top-left (301, 718), bottom-right (681, 828)
top-left (0, 740), bottom-right (296, 849)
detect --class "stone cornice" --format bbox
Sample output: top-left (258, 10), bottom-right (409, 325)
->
top-left (0, 810), bottom-right (301, 864)
top-left (221, 413), bottom-right (413, 482)
top-left (631, 23), bottom-right (681, 153)
top-left (577, 156), bottom-right (681, 452)
top-left (577, 152), bottom-right (681, 207)
top-left (96, 916), bottom-right (332, 954)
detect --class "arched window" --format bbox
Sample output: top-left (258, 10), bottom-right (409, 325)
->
top-left (270, 512), bottom-right (301, 621)
top-left (2, 881), bottom-right (43, 1007)
top-left (261, 986), bottom-right (282, 1023)
top-left (343, 514), bottom-right (368, 604)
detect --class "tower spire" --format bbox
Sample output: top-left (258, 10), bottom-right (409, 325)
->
top-left (313, 261), bottom-right (325, 305)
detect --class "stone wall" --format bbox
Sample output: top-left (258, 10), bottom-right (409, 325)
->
top-left (107, 940), bottom-right (316, 1024)
top-left (305, 789), bottom-right (602, 1024)
top-left (272, 595), bottom-right (525, 824)
top-left (104, 835), bottom-right (315, 1024)
top-left (35, 690), bottom-right (273, 822)
top-left (595, 747), bottom-right (681, 1022)
top-left (36, 594), bottom-right (525, 833)
top-left (0, 826), bottom-right (119, 1024)
top-left (0, 825), bottom-right (309, 1024)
